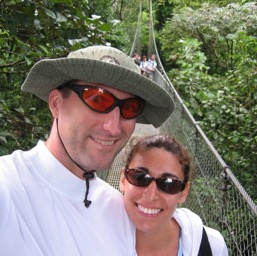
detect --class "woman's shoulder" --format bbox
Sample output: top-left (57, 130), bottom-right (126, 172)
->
top-left (174, 208), bottom-right (228, 256)
top-left (204, 226), bottom-right (228, 256)
top-left (174, 208), bottom-right (202, 223)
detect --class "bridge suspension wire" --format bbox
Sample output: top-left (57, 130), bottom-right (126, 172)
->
top-left (147, 0), bottom-right (257, 212)
top-left (129, 0), bottom-right (142, 57)
top-left (105, 0), bottom-right (257, 254)
top-left (146, 0), bottom-right (256, 254)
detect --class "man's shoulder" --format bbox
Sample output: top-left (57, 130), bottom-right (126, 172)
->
top-left (0, 150), bottom-right (23, 173)
top-left (93, 176), bottom-right (122, 198)
top-left (0, 145), bottom-right (40, 189)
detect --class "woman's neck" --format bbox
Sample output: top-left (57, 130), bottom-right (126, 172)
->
top-left (136, 218), bottom-right (180, 256)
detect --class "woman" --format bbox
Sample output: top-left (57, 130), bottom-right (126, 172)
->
top-left (120, 134), bottom-right (228, 256)
top-left (140, 56), bottom-right (148, 76)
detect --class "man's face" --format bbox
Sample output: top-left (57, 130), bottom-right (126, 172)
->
top-left (50, 81), bottom-right (137, 177)
top-left (151, 54), bottom-right (156, 60)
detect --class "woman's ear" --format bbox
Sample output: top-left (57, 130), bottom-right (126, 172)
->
top-left (119, 167), bottom-right (126, 193)
top-left (48, 89), bottom-right (62, 118)
top-left (178, 181), bottom-right (190, 204)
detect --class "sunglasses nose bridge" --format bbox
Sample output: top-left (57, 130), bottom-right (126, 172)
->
top-left (142, 178), bottom-right (160, 200)
top-left (102, 107), bottom-right (123, 134)
top-left (114, 98), bottom-right (130, 118)
top-left (103, 96), bottom-right (125, 117)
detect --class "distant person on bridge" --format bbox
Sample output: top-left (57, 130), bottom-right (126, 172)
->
top-left (146, 53), bottom-right (157, 80)
top-left (120, 134), bottom-right (228, 256)
top-left (132, 52), bottom-right (141, 66)
top-left (0, 45), bottom-right (175, 255)
top-left (140, 55), bottom-right (148, 76)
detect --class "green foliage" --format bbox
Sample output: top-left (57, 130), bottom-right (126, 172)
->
top-left (0, 99), bottom-right (51, 155)
top-left (0, 0), bottom-right (146, 154)
top-left (112, 0), bottom-right (147, 55)
top-left (0, 0), bottom-right (115, 153)
top-left (160, 2), bottom-right (257, 200)
top-left (161, 0), bottom-right (254, 9)
top-left (153, 0), bottom-right (176, 31)
top-left (162, 2), bottom-right (257, 73)
top-left (139, 11), bottom-right (151, 55)
top-left (1, 0), bottom-right (112, 63)
top-left (1, 0), bottom-right (256, 203)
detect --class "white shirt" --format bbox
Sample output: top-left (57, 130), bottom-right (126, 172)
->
top-left (0, 141), bottom-right (136, 256)
top-left (140, 60), bottom-right (148, 69)
top-left (174, 208), bottom-right (228, 256)
top-left (146, 59), bottom-right (157, 74)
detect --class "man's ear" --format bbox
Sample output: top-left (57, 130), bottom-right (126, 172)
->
top-left (178, 181), bottom-right (190, 204)
top-left (48, 89), bottom-right (62, 118)
top-left (119, 167), bottom-right (126, 193)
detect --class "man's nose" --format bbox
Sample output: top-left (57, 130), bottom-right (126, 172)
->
top-left (102, 107), bottom-right (122, 136)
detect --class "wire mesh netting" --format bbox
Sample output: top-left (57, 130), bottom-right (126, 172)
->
top-left (103, 70), bottom-right (257, 255)
top-left (148, 0), bottom-right (257, 252)
top-left (102, 71), bottom-right (257, 256)
top-left (158, 73), bottom-right (257, 255)
top-left (103, 0), bottom-right (257, 254)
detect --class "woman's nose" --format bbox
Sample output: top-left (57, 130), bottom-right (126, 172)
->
top-left (142, 181), bottom-right (160, 201)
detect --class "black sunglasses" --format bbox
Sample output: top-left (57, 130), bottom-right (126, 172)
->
top-left (60, 84), bottom-right (145, 119)
top-left (125, 167), bottom-right (186, 195)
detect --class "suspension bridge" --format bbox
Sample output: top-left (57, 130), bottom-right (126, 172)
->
top-left (98, 1), bottom-right (257, 255)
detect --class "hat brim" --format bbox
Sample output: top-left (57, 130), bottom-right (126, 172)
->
top-left (22, 58), bottom-right (175, 128)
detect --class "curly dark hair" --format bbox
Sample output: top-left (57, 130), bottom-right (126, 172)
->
top-left (124, 134), bottom-right (195, 183)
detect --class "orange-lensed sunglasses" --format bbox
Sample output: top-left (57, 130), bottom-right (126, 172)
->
top-left (59, 84), bottom-right (145, 119)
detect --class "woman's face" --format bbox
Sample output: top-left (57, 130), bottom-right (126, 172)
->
top-left (120, 148), bottom-right (189, 233)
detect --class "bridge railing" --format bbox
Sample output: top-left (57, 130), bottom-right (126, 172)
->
top-left (115, 0), bottom-right (257, 254)
top-left (154, 69), bottom-right (257, 256)
top-left (146, 0), bottom-right (257, 251)
top-left (102, 67), bottom-right (257, 256)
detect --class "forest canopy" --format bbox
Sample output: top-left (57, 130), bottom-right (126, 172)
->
top-left (0, 0), bottom-right (256, 200)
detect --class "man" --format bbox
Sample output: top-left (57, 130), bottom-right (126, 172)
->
top-left (146, 53), bottom-right (157, 80)
top-left (132, 52), bottom-right (141, 66)
top-left (0, 46), bottom-right (174, 255)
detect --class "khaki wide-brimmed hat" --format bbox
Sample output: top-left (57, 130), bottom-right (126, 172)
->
top-left (22, 45), bottom-right (175, 128)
